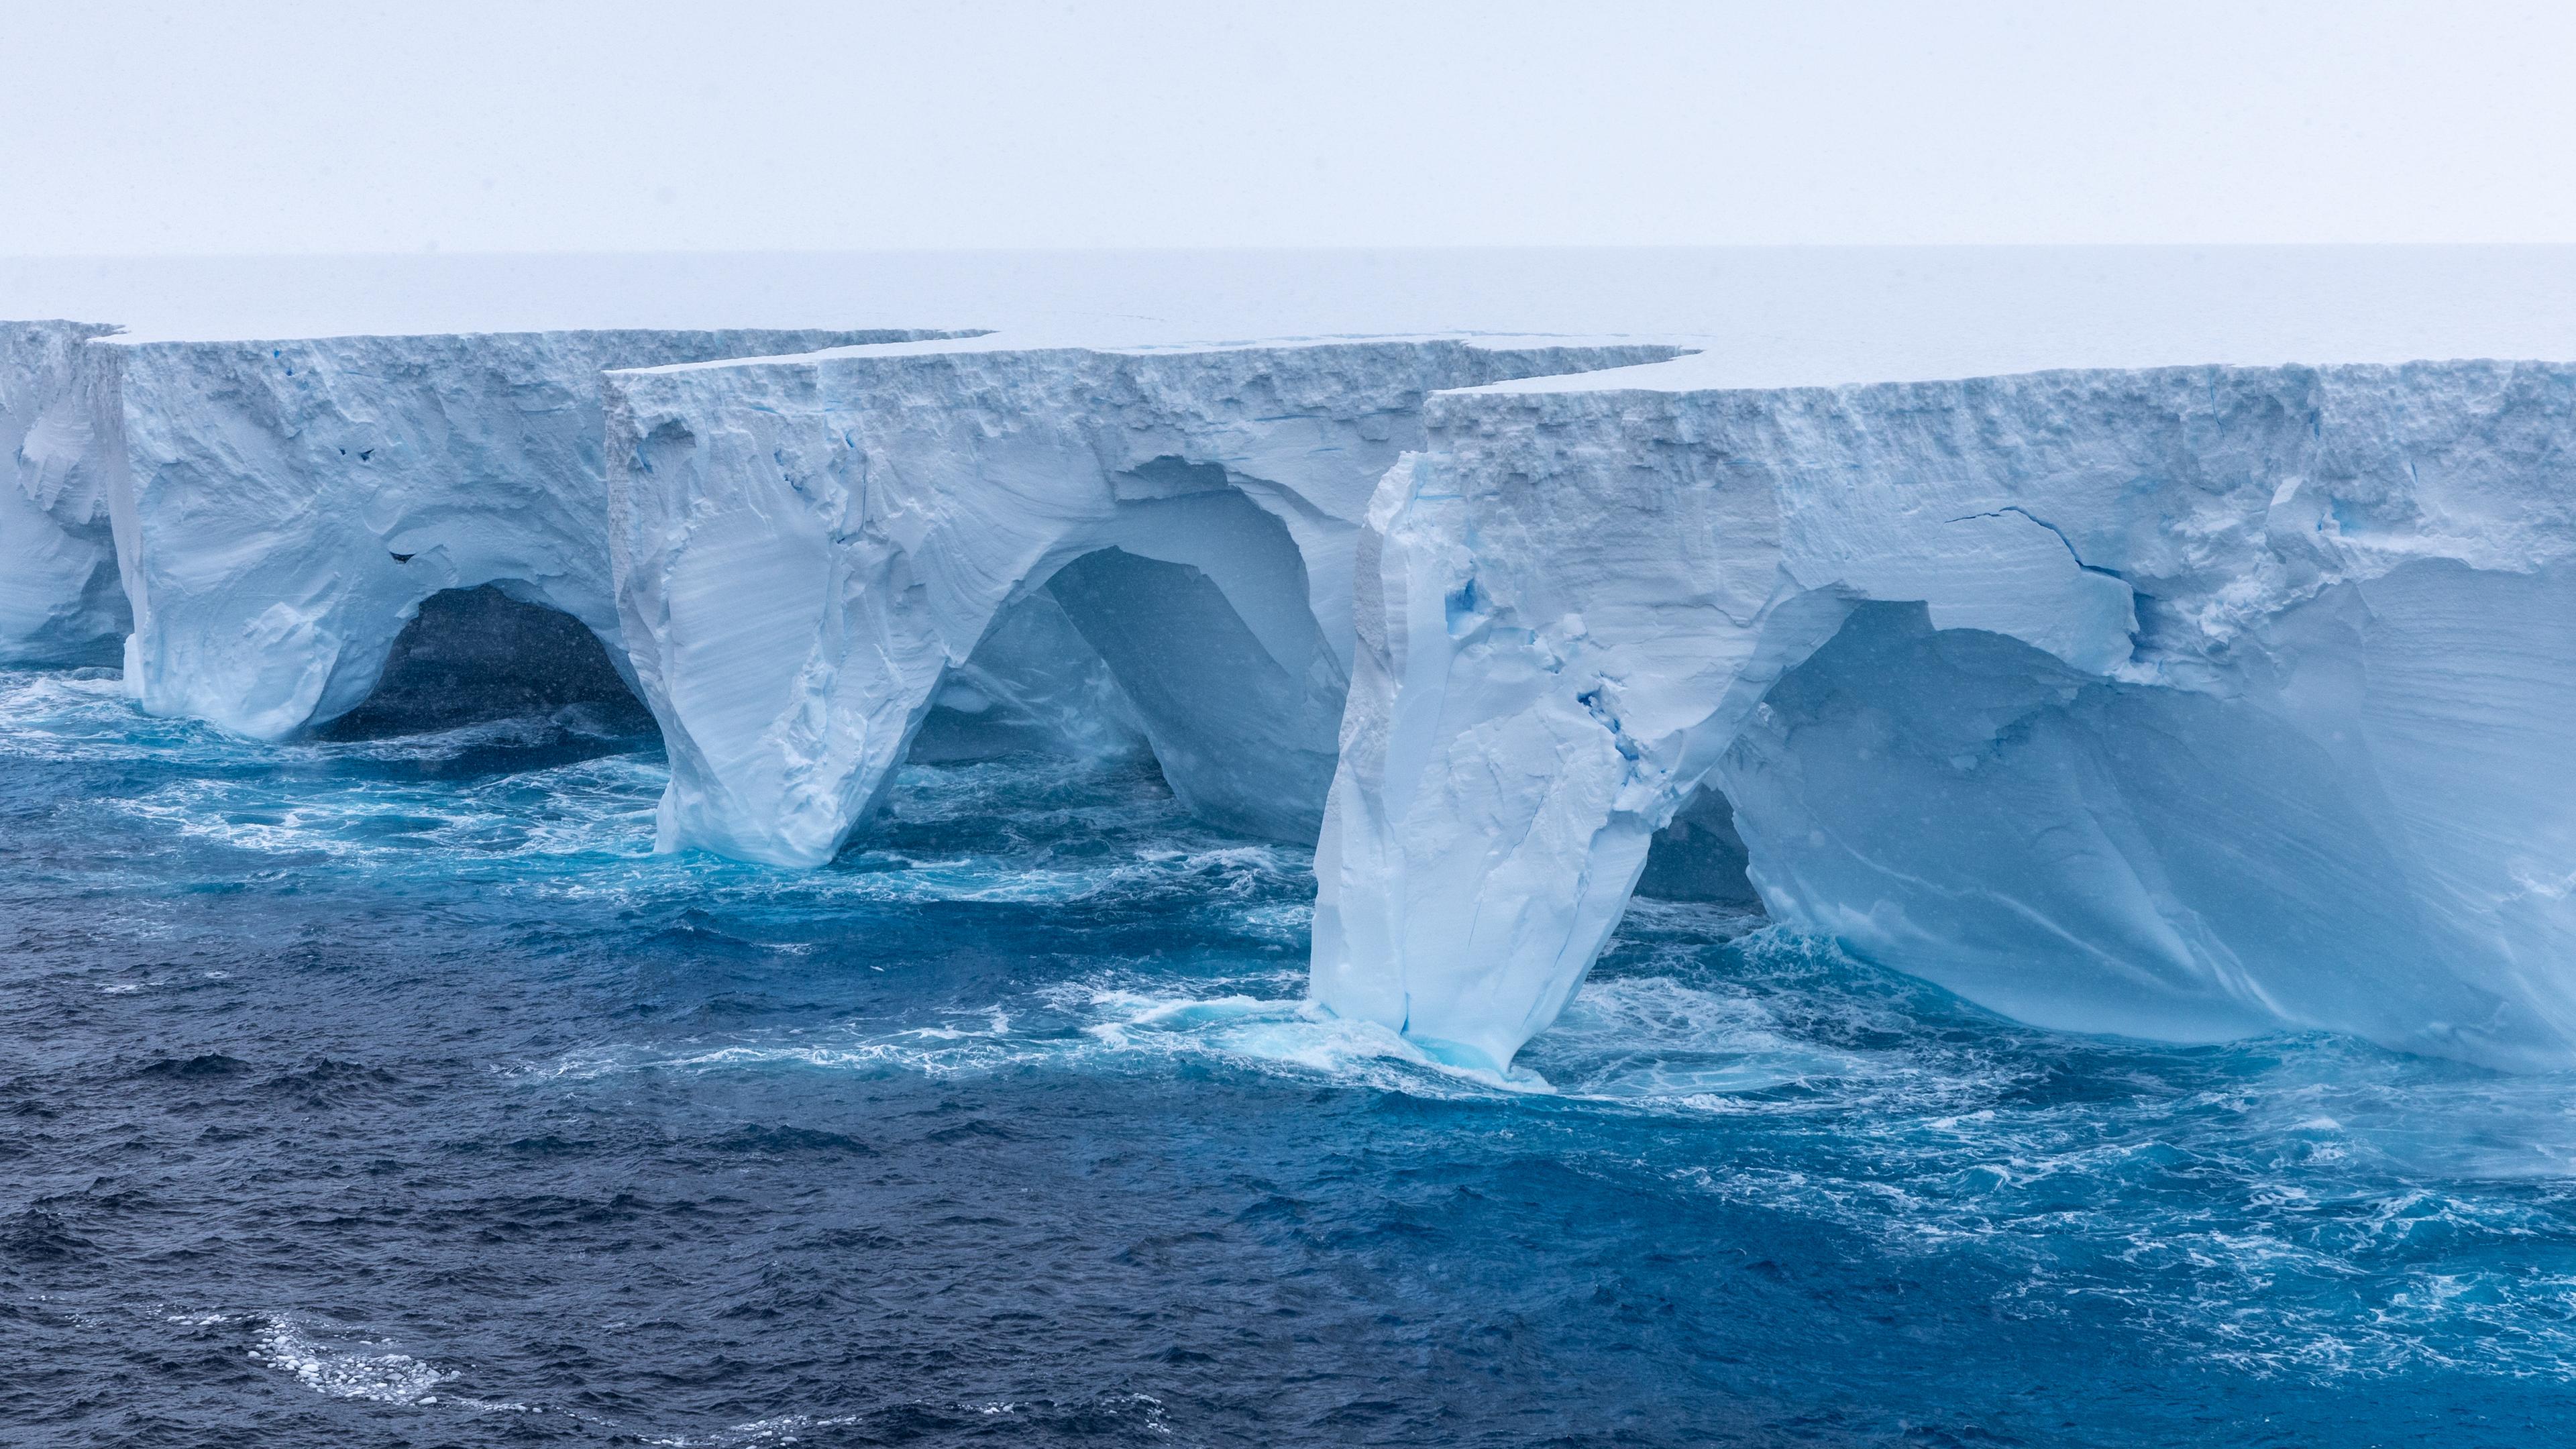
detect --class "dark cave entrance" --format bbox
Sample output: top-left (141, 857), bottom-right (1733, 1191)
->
top-left (1635, 787), bottom-right (1764, 910)
top-left (319, 586), bottom-right (654, 741)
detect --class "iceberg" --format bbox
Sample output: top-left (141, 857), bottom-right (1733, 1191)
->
top-left (90, 326), bottom-right (941, 738)
top-left (1, 320), bottom-right (123, 663)
top-left (1309, 358), bottom-right (2576, 1073)
top-left (604, 337), bottom-right (1681, 866)
top-left (13, 247), bottom-right (2576, 1077)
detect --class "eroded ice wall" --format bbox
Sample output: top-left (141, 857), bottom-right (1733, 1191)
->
top-left (1312, 360), bottom-right (2576, 1073)
top-left (606, 337), bottom-right (1682, 867)
top-left (102, 327), bottom-right (948, 739)
top-left (2, 321), bottom-right (124, 663)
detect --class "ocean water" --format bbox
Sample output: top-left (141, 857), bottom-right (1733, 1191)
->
top-left (5, 663), bottom-right (2576, 1447)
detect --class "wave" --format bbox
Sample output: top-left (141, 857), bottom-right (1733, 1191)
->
top-left (512, 923), bottom-right (2576, 1385)
top-left (524, 969), bottom-right (1538, 1100)
top-left (248, 1317), bottom-right (459, 1406)
top-left (25, 662), bottom-right (2576, 1397)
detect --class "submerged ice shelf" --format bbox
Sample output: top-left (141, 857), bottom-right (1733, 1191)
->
top-left (7, 275), bottom-right (2576, 1078)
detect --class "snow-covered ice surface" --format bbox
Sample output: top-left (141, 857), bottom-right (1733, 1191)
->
top-left (9, 246), bottom-right (2576, 376)
top-left (97, 327), bottom-right (945, 738)
top-left (605, 335), bottom-right (1679, 866)
top-left (1312, 360), bottom-right (2576, 1075)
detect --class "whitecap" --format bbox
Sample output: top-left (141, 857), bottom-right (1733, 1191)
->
top-left (249, 1318), bottom-right (455, 1405)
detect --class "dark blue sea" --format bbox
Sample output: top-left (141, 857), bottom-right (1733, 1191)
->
top-left (7, 661), bottom-right (2576, 1446)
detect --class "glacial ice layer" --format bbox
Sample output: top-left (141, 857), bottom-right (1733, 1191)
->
top-left (605, 337), bottom-right (1681, 867)
top-left (2, 321), bottom-right (124, 663)
top-left (95, 327), bottom-right (943, 738)
top-left (1310, 359), bottom-right (2576, 1074)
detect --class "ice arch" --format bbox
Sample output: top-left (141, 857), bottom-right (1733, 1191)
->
top-left (1311, 359), bottom-right (2576, 1073)
top-left (1699, 565), bottom-right (2576, 1061)
top-left (898, 515), bottom-right (1345, 839)
top-left (94, 326), bottom-right (947, 738)
top-left (606, 336), bottom-right (1683, 867)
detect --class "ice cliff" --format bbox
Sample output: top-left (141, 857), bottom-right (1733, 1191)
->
top-left (13, 282), bottom-right (2576, 1077)
top-left (94, 327), bottom-right (940, 737)
top-left (2, 321), bottom-right (123, 663)
top-left (604, 337), bottom-right (1682, 867)
top-left (1310, 358), bottom-right (2576, 1073)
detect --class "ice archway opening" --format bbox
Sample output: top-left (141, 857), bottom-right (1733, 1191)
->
top-left (872, 473), bottom-right (1351, 849)
top-left (1004, 488), bottom-right (1344, 843)
top-left (315, 584), bottom-right (655, 741)
top-left (619, 432), bottom-right (1368, 867)
top-left (1633, 787), bottom-right (1763, 910)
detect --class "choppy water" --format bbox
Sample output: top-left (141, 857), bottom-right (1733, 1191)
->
top-left (6, 663), bottom-right (2576, 1446)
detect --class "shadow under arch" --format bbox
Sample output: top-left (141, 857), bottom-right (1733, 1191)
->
top-left (900, 482), bottom-right (1345, 845)
top-left (1635, 786), bottom-right (1764, 909)
top-left (318, 585), bottom-right (655, 741)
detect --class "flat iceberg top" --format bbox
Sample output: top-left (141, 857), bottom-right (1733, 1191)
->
top-left (612, 330), bottom-right (1690, 377)
top-left (1469, 343), bottom-right (2576, 397)
top-left (85, 325), bottom-right (981, 351)
top-left (10, 246), bottom-right (2576, 379)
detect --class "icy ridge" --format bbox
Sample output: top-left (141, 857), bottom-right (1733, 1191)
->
top-left (1311, 359), bottom-right (2576, 1072)
top-left (98, 328), bottom-right (944, 738)
top-left (1, 320), bottom-right (124, 663)
top-left (606, 338), bottom-right (1684, 867)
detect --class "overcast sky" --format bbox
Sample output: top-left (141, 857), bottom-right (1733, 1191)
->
top-left (8, 1), bottom-right (2574, 254)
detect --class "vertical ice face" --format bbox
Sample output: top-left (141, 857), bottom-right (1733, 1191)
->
top-left (1, 321), bottom-right (125, 664)
top-left (97, 328), bottom-right (946, 739)
top-left (1312, 360), bottom-right (2576, 1073)
top-left (605, 337), bottom-right (1684, 867)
